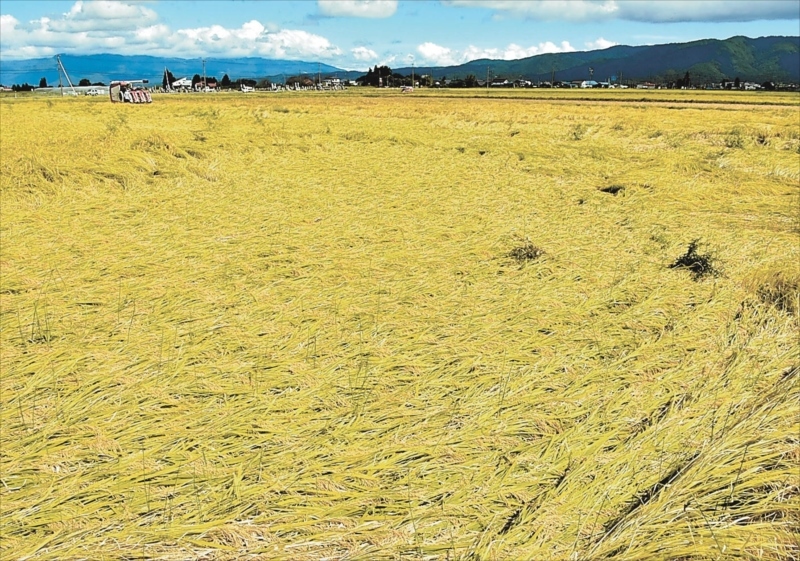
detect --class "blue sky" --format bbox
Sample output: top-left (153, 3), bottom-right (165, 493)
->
top-left (1, 1), bottom-right (798, 68)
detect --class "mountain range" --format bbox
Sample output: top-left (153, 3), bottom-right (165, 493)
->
top-left (1, 35), bottom-right (797, 88)
top-left (393, 35), bottom-right (799, 84)
top-left (0, 54), bottom-right (345, 88)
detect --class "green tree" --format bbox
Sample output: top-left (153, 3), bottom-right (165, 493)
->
top-left (78, 78), bottom-right (91, 87)
top-left (465, 74), bottom-right (478, 88)
top-left (286, 76), bottom-right (314, 87)
top-left (357, 65), bottom-right (393, 87)
top-left (221, 74), bottom-right (231, 88)
top-left (38, 77), bottom-right (48, 88)
top-left (162, 69), bottom-right (176, 89)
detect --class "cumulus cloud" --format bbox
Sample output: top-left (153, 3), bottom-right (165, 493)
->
top-left (585, 37), bottom-right (617, 50)
top-left (417, 42), bottom-right (459, 66)
top-left (444, 1), bottom-right (619, 22)
top-left (131, 24), bottom-right (170, 44)
top-left (619, 1), bottom-right (799, 23)
top-left (0, 1), bottom-right (342, 60)
top-left (0, 14), bottom-right (19, 35)
top-left (351, 46), bottom-right (378, 61)
top-left (378, 54), bottom-right (398, 67)
top-left (0, 12), bottom-right (128, 58)
top-left (162, 24), bottom-right (342, 59)
top-left (417, 40), bottom-right (576, 65)
top-left (318, 0), bottom-right (397, 18)
top-left (444, 0), bottom-right (799, 22)
top-left (50, 0), bottom-right (158, 32)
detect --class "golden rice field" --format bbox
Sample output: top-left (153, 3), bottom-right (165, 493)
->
top-left (1, 90), bottom-right (798, 560)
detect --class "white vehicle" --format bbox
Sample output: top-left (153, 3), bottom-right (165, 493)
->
top-left (241, 84), bottom-right (254, 93)
top-left (86, 88), bottom-right (105, 96)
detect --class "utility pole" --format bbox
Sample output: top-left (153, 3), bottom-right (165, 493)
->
top-left (411, 62), bottom-right (414, 87)
top-left (56, 55), bottom-right (76, 96)
top-left (318, 62), bottom-right (321, 88)
top-left (487, 65), bottom-right (490, 89)
top-left (202, 58), bottom-right (206, 92)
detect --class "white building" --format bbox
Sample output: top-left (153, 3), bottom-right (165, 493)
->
top-left (171, 77), bottom-right (192, 88)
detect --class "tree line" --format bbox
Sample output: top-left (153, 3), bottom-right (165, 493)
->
top-left (11, 77), bottom-right (107, 90)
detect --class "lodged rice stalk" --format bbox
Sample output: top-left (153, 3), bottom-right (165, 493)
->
top-left (1, 90), bottom-right (798, 560)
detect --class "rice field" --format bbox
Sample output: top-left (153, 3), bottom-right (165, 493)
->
top-left (1, 90), bottom-right (798, 560)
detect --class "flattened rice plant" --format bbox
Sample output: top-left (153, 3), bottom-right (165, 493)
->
top-left (1, 90), bottom-right (798, 561)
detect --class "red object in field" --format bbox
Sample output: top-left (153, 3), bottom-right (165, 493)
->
top-left (109, 79), bottom-right (152, 103)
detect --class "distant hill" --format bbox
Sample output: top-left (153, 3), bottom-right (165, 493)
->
top-left (0, 54), bottom-right (347, 87)
top-left (395, 36), bottom-right (800, 84)
top-left (1, 36), bottom-right (797, 88)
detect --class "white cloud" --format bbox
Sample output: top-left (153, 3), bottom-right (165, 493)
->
top-left (257, 29), bottom-right (342, 59)
top-left (131, 24), bottom-right (170, 44)
top-left (351, 46), bottom-right (378, 61)
top-left (160, 25), bottom-right (342, 59)
top-left (417, 42), bottom-right (459, 66)
top-left (318, 0), bottom-right (398, 18)
top-left (585, 37), bottom-right (617, 50)
top-left (241, 20), bottom-right (268, 40)
top-left (444, 0), bottom-right (799, 22)
top-left (51, 0), bottom-right (158, 32)
top-left (444, 1), bottom-right (619, 22)
top-left (377, 54), bottom-right (397, 67)
top-left (417, 40), bottom-right (576, 65)
top-left (0, 2), bottom-right (342, 61)
top-left (619, 1), bottom-right (799, 23)
top-left (0, 14), bottom-right (19, 35)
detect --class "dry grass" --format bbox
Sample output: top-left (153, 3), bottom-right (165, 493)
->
top-left (1, 91), bottom-right (798, 560)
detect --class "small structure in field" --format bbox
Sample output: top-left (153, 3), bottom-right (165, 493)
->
top-left (109, 80), bottom-right (152, 104)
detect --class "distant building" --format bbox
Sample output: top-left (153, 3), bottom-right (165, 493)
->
top-left (171, 77), bottom-right (192, 88)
